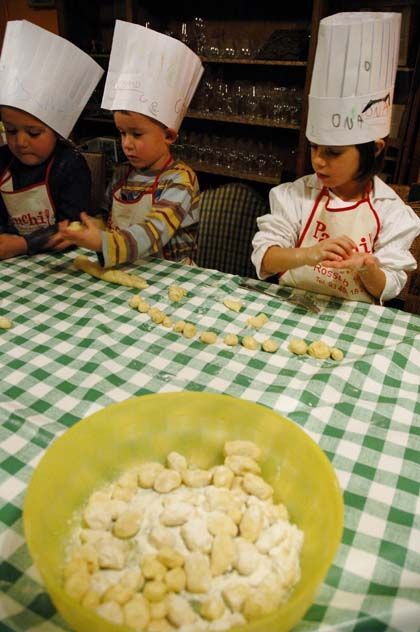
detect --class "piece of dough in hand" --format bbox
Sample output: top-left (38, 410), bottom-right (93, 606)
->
top-left (68, 221), bottom-right (83, 232)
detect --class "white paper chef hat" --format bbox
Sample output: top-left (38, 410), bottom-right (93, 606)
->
top-left (101, 21), bottom-right (204, 131)
top-left (0, 20), bottom-right (104, 138)
top-left (306, 12), bottom-right (401, 145)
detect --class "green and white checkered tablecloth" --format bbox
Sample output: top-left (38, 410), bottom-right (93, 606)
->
top-left (1, 252), bottom-right (419, 632)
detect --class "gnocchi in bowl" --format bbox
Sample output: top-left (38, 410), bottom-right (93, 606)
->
top-left (24, 392), bottom-right (343, 632)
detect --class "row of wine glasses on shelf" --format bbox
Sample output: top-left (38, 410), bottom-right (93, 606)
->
top-left (173, 18), bottom-right (256, 59)
top-left (172, 131), bottom-right (284, 180)
top-left (189, 75), bottom-right (303, 126)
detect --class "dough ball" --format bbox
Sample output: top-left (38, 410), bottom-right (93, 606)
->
top-left (330, 347), bottom-right (344, 361)
top-left (241, 336), bottom-right (259, 351)
top-left (223, 299), bottom-right (243, 313)
top-left (224, 334), bottom-right (239, 347)
top-left (288, 338), bottom-right (308, 355)
top-left (307, 340), bottom-right (331, 360)
top-left (0, 316), bottom-right (12, 330)
top-left (200, 331), bottom-right (218, 344)
top-left (262, 339), bottom-right (278, 353)
top-left (67, 221), bottom-right (83, 232)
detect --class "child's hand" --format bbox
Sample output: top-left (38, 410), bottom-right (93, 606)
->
top-left (59, 212), bottom-right (102, 252)
top-left (305, 236), bottom-right (357, 266)
top-left (321, 252), bottom-right (379, 271)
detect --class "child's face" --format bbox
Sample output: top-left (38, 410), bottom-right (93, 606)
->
top-left (114, 111), bottom-right (176, 171)
top-left (1, 106), bottom-right (57, 166)
top-left (310, 144), bottom-right (360, 190)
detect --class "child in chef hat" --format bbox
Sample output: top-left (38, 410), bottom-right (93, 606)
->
top-left (0, 20), bottom-right (103, 260)
top-left (62, 20), bottom-right (204, 267)
top-left (252, 12), bottom-right (420, 303)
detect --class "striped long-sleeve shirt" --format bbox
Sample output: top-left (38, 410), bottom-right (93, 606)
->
top-left (101, 159), bottom-right (199, 267)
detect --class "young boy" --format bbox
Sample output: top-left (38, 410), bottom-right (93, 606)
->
top-left (0, 20), bottom-right (103, 260)
top-left (61, 21), bottom-right (203, 267)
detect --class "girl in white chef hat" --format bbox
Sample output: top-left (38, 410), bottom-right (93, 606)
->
top-left (252, 12), bottom-right (420, 303)
top-left (61, 21), bottom-right (203, 267)
top-left (0, 21), bottom-right (103, 261)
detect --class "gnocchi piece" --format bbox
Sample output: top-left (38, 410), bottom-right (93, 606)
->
top-left (123, 594), bottom-right (150, 631)
top-left (113, 510), bottom-right (143, 539)
top-left (141, 555), bottom-right (167, 580)
top-left (239, 505), bottom-right (264, 542)
top-left (168, 285), bottom-right (187, 302)
top-left (243, 590), bottom-right (277, 621)
top-left (149, 525), bottom-right (176, 549)
top-left (96, 600), bottom-right (124, 624)
top-left (159, 501), bottom-right (193, 526)
top-left (138, 299), bottom-right (151, 314)
top-left (162, 316), bottom-right (173, 328)
top-left (120, 568), bottom-right (144, 592)
top-left (222, 582), bottom-right (250, 612)
top-left (181, 518), bottom-right (212, 552)
top-left (207, 511), bottom-right (238, 537)
top-left (172, 320), bottom-right (186, 333)
top-left (81, 589), bottom-right (101, 609)
top-left (149, 307), bottom-right (166, 325)
top-left (95, 537), bottom-right (127, 570)
top-left (200, 331), bottom-right (218, 344)
top-left (149, 599), bottom-right (168, 620)
top-left (102, 581), bottom-right (134, 605)
top-left (242, 473), bottom-right (273, 500)
top-left (287, 338), bottom-right (308, 355)
top-left (256, 521), bottom-right (289, 554)
top-left (200, 596), bottom-right (225, 621)
top-left (223, 298), bottom-right (243, 313)
top-left (246, 313), bottom-right (268, 330)
top-left (112, 485), bottom-right (136, 502)
top-left (67, 543), bottom-right (98, 575)
top-left (182, 323), bottom-right (197, 339)
top-left (83, 502), bottom-right (113, 531)
top-left (143, 580), bottom-right (167, 602)
top-left (307, 340), bottom-right (331, 360)
top-left (157, 546), bottom-right (185, 569)
top-left (137, 462), bottom-right (165, 488)
top-left (64, 571), bottom-right (90, 601)
top-left (212, 465), bottom-right (234, 488)
top-left (153, 469), bottom-right (182, 493)
top-left (184, 552), bottom-right (212, 593)
top-left (241, 335), bottom-right (259, 351)
top-left (224, 333), bottom-right (239, 347)
top-left (224, 440), bottom-right (261, 461)
top-left (164, 567), bottom-right (186, 593)
top-left (129, 295), bottom-right (142, 309)
top-left (210, 533), bottom-right (237, 576)
top-left (166, 451), bottom-right (187, 472)
top-left (262, 338), bottom-right (279, 353)
top-left (182, 468), bottom-right (212, 488)
top-left (225, 455), bottom-right (261, 476)
top-left (167, 594), bottom-right (197, 628)
top-left (117, 470), bottom-right (138, 489)
top-left (330, 347), bottom-right (344, 361)
top-left (67, 221), bottom-right (83, 231)
top-left (234, 539), bottom-right (262, 576)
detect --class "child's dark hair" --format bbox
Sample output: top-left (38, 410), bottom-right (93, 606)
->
top-left (355, 137), bottom-right (387, 183)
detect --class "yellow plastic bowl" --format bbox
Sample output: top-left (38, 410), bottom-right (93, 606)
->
top-left (24, 392), bottom-right (343, 632)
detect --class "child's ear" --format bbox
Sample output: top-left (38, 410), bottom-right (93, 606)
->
top-left (164, 128), bottom-right (178, 145)
top-left (374, 139), bottom-right (386, 157)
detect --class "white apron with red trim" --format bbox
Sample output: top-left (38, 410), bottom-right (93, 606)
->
top-left (281, 188), bottom-right (380, 303)
top-left (110, 159), bottom-right (172, 230)
top-left (0, 160), bottom-right (56, 236)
